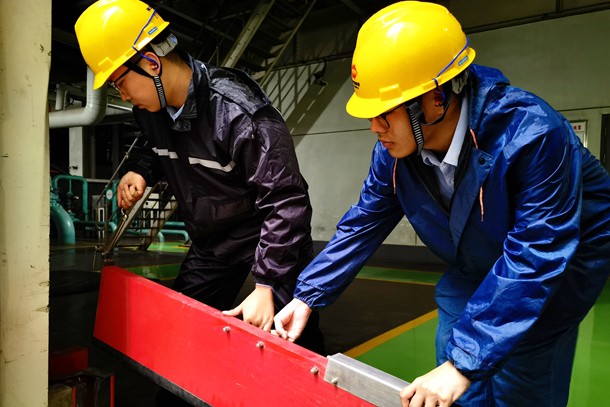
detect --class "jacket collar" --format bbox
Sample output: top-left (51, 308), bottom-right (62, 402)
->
top-left (165, 52), bottom-right (208, 131)
top-left (467, 64), bottom-right (510, 135)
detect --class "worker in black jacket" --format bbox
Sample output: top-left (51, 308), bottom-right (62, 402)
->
top-left (75, 0), bottom-right (325, 385)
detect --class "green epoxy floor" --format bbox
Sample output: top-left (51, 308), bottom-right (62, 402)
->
top-left (129, 243), bottom-right (610, 405)
top-left (352, 268), bottom-right (610, 407)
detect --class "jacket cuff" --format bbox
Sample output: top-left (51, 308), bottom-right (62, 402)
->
top-left (127, 165), bottom-right (155, 186)
top-left (253, 277), bottom-right (276, 290)
top-left (446, 342), bottom-right (496, 381)
top-left (293, 280), bottom-right (327, 310)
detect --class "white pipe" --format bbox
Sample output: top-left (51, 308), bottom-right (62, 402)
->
top-left (54, 85), bottom-right (66, 111)
top-left (49, 68), bottom-right (107, 128)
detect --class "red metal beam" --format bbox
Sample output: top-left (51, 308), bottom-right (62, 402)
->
top-left (94, 266), bottom-right (375, 406)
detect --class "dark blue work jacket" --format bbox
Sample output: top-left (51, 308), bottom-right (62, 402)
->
top-left (294, 64), bottom-right (610, 379)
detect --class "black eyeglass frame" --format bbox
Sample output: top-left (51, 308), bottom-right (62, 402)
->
top-left (108, 67), bottom-right (132, 92)
top-left (107, 55), bottom-right (149, 93)
top-left (370, 104), bottom-right (404, 129)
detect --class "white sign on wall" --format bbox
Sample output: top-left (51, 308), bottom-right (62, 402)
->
top-left (571, 121), bottom-right (587, 147)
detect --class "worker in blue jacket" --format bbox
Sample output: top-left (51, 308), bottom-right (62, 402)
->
top-left (274, 2), bottom-right (610, 406)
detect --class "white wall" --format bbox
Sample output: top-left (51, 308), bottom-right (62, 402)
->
top-left (470, 9), bottom-right (610, 154)
top-left (266, 9), bottom-right (610, 244)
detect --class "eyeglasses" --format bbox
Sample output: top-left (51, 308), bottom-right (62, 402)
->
top-left (108, 67), bottom-right (131, 93)
top-left (369, 104), bottom-right (402, 129)
top-left (107, 53), bottom-right (145, 93)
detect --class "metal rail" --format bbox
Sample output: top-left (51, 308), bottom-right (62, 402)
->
top-left (94, 182), bottom-right (179, 268)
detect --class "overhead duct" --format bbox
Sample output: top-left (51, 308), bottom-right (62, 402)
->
top-left (49, 68), bottom-right (107, 129)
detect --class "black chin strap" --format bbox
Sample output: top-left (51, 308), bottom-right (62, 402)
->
top-left (152, 74), bottom-right (167, 109)
top-left (406, 105), bottom-right (425, 156)
top-left (405, 89), bottom-right (455, 156)
top-left (126, 58), bottom-right (167, 109)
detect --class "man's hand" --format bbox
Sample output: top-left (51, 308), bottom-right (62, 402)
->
top-left (400, 361), bottom-right (470, 407)
top-left (272, 298), bottom-right (312, 342)
top-left (222, 285), bottom-right (275, 332)
top-left (117, 171), bottom-right (146, 209)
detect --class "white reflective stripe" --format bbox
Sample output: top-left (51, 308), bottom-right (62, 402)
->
top-left (188, 157), bottom-right (236, 172)
top-left (152, 147), bottom-right (178, 159)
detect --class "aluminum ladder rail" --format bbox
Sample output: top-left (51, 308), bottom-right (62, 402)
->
top-left (96, 181), bottom-right (179, 267)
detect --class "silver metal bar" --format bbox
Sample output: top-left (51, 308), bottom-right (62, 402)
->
top-left (94, 133), bottom-right (142, 213)
top-left (324, 353), bottom-right (409, 407)
top-left (98, 185), bottom-right (156, 263)
top-left (222, 0), bottom-right (276, 68)
top-left (260, 0), bottom-right (317, 87)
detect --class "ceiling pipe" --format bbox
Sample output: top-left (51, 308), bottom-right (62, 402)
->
top-left (49, 68), bottom-right (107, 129)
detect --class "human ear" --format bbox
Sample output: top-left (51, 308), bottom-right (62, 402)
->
top-left (140, 51), bottom-right (161, 73)
top-left (433, 88), bottom-right (445, 107)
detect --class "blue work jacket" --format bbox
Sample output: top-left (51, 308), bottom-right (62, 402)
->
top-left (294, 64), bottom-right (610, 379)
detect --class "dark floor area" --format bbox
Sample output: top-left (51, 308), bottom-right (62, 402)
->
top-left (50, 244), bottom-right (437, 406)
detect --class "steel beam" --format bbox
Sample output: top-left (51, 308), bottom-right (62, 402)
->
top-left (222, 0), bottom-right (276, 68)
top-left (95, 266), bottom-right (407, 406)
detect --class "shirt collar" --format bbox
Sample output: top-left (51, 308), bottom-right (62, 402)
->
top-left (166, 103), bottom-right (185, 122)
top-left (421, 95), bottom-right (469, 167)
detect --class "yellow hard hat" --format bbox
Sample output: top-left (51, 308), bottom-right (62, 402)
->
top-left (346, 1), bottom-right (475, 118)
top-left (75, 0), bottom-right (169, 89)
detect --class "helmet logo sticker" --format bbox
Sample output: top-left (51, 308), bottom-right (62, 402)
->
top-left (351, 64), bottom-right (360, 89)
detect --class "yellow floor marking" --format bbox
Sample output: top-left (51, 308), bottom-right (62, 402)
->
top-left (344, 309), bottom-right (438, 358)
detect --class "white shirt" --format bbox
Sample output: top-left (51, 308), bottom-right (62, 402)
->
top-left (166, 104), bottom-right (184, 121)
top-left (420, 95), bottom-right (469, 208)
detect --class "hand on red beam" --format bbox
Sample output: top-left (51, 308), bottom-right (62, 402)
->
top-left (272, 298), bottom-right (312, 342)
top-left (222, 284), bottom-right (274, 332)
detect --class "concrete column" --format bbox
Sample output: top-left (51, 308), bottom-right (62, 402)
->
top-left (0, 0), bottom-right (51, 406)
